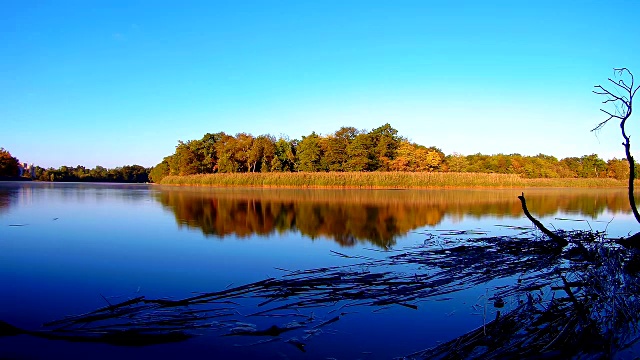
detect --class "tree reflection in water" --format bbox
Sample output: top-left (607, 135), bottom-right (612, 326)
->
top-left (155, 187), bottom-right (632, 248)
top-left (0, 189), bottom-right (10, 215)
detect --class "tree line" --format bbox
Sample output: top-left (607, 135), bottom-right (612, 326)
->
top-left (1, 122), bottom-right (635, 184)
top-left (150, 124), bottom-right (445, 182)
top-left (31, 165), bottom-right (150, 183)
top-left (0, 148), bottom-right (150, 183)
top-left (149, 123), bottom-right (636, 183)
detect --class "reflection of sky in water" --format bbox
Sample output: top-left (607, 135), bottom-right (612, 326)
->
top-left (1, 183), bottom-right (639, 359)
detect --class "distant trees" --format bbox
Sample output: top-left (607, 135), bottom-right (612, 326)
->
top-left (440, 152), bottom-right (619, 179)
top-left (0, 148), bottom-right (20, 177)
top-left (33, 164), bottom-right (150, 183)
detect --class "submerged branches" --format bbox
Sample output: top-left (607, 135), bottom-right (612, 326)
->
top-left (407, 237), bottom-right (640, 359)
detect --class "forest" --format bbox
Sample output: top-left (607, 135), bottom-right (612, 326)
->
top-left (149, 123), bottom-right (634, 183)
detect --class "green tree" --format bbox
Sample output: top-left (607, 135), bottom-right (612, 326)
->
top-left (214, 133), bottom-right (238, 173)
top-left (323, 127), bottom-right (359, 171)
top-left (559, 157), bottom-right (581, 177)
top-left (296, 132), bottom-right (323, 172)
top-left (149, 160), bottom-right (170, 183)
top-left (445, 153), bottom-right (469, 172)
top-left (369, 123), bottom-right (402, 171)
top-left (198, 132), bottom-right (224, 173)
top-left (233, 133), bottom-right (254, 172)
top-left (272, 137), bottom-right (296, 172)
top-left (168, 141), bottom-right (200, 176)
top-left (579, 154), bottom-right (607, 178)
top-left (248, 135), bottom-right (276, 172)
top-left (89, 166), bottom-right (108, 180)
top-left (344, 133), bottom-right (374, 171)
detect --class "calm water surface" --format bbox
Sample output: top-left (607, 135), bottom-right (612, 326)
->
top-left (0, 182), bottom-right (637, 359)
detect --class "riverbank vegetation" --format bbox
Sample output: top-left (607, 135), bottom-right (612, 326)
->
top-left (160, 171), bottom-right (631, 188)
top-left (150, 123), bottom-right (635, 186)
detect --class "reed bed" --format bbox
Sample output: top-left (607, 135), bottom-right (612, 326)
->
top-left (160, 172), bottom-right (629, 189)
top-left (3, 228), bottom-right (640, 358)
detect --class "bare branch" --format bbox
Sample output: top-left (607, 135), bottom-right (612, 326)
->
top-left (601, 109), bottom-right (625, 120)
top-left (593, 85), bottom-right (631, 108)
top-left (618, 79), bottom-right (632, 91)
top-left (592, 108), bottom-right (628, 132)
top-left (614, 67), bottom-right (633, 77)
top-left (609, 78), bottom-right (631, 92)
top-left (594, 68), bottom-right (640, 224)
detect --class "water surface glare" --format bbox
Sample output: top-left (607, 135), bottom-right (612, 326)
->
top-left (0, 182), bottom-right (637, 359)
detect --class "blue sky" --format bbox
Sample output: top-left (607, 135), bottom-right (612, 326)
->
top-left (2, 0), bottom-right (639, 168)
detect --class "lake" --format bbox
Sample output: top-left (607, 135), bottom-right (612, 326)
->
top-left (0, 182), bottom-right (637, 359)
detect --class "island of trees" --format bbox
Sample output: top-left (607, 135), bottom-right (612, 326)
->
top-left (149, 123), bottom-right (633, 184)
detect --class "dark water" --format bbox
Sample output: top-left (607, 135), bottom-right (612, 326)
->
top-left (0, 182), bottom-right (637, 359)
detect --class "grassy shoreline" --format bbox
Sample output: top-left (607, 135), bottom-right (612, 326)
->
top-left (159, 172), bottom-right (631, 188)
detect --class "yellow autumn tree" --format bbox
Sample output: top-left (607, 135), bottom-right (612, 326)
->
top-left (390, 141), bottom-right (444, 172)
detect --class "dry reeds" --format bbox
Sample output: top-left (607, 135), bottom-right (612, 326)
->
top-left (159, 172), bottom-right (628, 189)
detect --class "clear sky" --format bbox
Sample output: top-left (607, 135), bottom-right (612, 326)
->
top-left (2, 0), bottom-right (639, 168)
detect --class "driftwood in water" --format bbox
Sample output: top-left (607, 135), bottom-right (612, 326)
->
top-left (518, 192), bottom-right (568, 248)
top-left (406, 232), bottom-right (640, 359)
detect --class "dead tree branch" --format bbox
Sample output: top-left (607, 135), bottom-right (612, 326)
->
top-left (593, 68), bottom-right (640, 224)
top-left (517, 192), bottom-right (568, 248)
